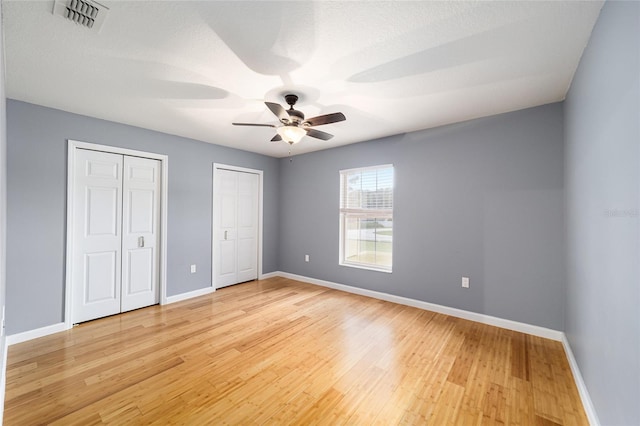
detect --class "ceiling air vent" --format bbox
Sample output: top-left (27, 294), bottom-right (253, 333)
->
top-left (53, 0), bottom-right (109, 32)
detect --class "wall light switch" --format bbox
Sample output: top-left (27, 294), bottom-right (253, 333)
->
top-left (462, 277), bottom-right (470, 288)
top-left (305, 255), bottom-right (310, 262)
top-left (190, 264), bottom-right (197, 274)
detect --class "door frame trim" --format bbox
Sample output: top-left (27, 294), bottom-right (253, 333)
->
top-left (212, 163), bottom-right (264, 289)
top-left (64, 140), bottom-right (169, 329)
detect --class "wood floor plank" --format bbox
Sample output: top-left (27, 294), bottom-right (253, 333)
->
top-left (4, 278), bottom-right (588, 425)
top-left (511, 332), bottom-right (531, 381)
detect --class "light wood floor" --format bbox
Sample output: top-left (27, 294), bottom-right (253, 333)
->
top-left (4, 277), bottom-right (587, 425)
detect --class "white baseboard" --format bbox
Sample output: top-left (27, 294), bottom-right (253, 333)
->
top-left (259, 271), bottom-right (281, 280)
top-left (5, 274), bottom-right (565, 346)
top-left (6, 322), bottom-right (67, 346)
top-left (8, 286), bottom-right (217, 345)
top-left (165, 285), bottom-right (215, 304)
top-left (562, 334), bottom-right (600, 426)
top-left (276, 272), bottom-right (564, 341)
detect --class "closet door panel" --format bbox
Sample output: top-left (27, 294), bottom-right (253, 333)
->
top-left (121, 156), bottom-right (160, 312)
top-left (72, 149), bottom-right (123, 323)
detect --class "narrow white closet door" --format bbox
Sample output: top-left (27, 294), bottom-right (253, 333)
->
top-left (214, 168), bottom-right (259, 288)
top-left (236, 172), bottom-right (258, 283)
top-left (121, 156), bottom-right (160, 312)
top-left (215, 169), bottom-right (239, 288)
top-left (72, 149), bottom-right (123, 323)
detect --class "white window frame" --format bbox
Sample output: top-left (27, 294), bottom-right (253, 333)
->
top-left (339, 164), bottom-right (394, 273)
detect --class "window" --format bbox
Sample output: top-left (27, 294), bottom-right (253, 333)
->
top-left (339, 164), bottom-right (394, 272)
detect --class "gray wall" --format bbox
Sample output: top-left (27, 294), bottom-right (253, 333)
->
top-left (564, 1), bottom-right (640, 425)
top-left (279, 103), bottom-right (565, 330)
top-left (6, 100), bottom-right (280, 335)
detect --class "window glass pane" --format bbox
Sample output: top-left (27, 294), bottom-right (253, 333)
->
top-left (344, 216), bottom-right (392, 268)
top-left (342, 167), bottom-right (393, 210)
top-left (374, 218), bottom-right (393, 267)
top-left (344, 173), bottom-right (362, 209)
top-left (344, 216), bottom-right (362, 263)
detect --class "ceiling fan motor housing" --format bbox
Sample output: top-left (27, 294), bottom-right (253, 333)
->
top-left (287, 109), bottom-right (304, 124)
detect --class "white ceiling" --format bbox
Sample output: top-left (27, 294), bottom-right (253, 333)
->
top-left (3, 1), bottom-right (603, 158)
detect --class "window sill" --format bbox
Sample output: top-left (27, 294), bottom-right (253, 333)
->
top-left (339, 262), bottom-right (392, 274)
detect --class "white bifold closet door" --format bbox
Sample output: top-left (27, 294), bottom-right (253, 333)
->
top-left (72, 149), bottom-right (160, 324)
top-left (214, 169), bottom-right (259, 288)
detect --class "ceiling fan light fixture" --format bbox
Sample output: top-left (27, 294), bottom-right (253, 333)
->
top-left (277, 125), bottom-right (306, 144)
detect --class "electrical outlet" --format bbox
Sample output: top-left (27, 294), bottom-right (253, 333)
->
top-left (190, 264), bottom-right (197, 273)
top-left (305, 254), bottom-right (310, 262)
top-left (462, 277), bottom-right (470, 288)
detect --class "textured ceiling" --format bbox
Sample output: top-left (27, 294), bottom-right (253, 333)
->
top-left (3, 1), bottom-right (603, 157)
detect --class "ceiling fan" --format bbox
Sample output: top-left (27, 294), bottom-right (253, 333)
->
top-left (233, 94), bottom-right (346, 145)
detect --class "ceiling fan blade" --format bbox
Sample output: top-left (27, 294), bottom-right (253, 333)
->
top-left (232, 122), bottom-right (276, 128)
top-left (265, 102), bottom-right (290, 123)
top-left (305, 128), bottom-right (334, 141)
top-left (303, 112), bottom-right (346, 127)
top-left (270, 134), bottom-right (282, 142)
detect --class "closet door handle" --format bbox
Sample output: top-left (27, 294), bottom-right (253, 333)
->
top-left (138, 236), bottom-right (144, 248)
top-left (224, 231), bottom-right (228, 240)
